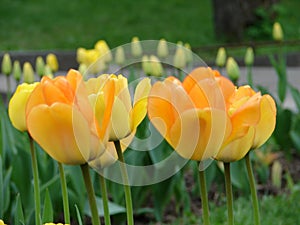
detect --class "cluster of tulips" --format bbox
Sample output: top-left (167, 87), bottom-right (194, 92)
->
top-left (5, 59), bottom-right (276, 225)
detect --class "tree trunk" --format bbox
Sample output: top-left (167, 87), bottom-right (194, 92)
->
top-left (212, 0), bottom-right (278, 41)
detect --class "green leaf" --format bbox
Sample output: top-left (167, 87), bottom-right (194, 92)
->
top-left (3, 166), bottom-right (12, 213)
top-left (0, 156), bottom-right (3, 218)
top-left (75, 204), bottom-right (83, 225)
top-left (289, 84), bottom-right (300, 111)
top-left (42, 189), bottom-right (53, 223)
top-left (290, 115), bottom-right (300, 151)
top-left (274, 108), bottom-right (293, 149)
top-left (84, 196), bottom-right (126, 217)
top-left (14, 194), bottom-right (25, 225)
top-left (230, 160), bottom-right (250, 193)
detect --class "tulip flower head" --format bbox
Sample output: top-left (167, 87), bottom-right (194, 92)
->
top-left (23, 62), bottom-right (35, 84)
top-left (25, 69), bottom-right (104, 165)
top-left (9, 82), bottom-right (39, 131)
top-left (215, 47), bottom-right (226, 68)
top-left (0, 219), bottom-right (6, 225)
top-left (216, 85), bottom-right (276, 162)
top-left (46, 53), bottom-right (59, 72)
top-left (12, 60), bottom-right (22, 82)
top-left (36, 56), bottom-right (45, 77)
top-left (131, 36), bottom-right (143, 58)
top-left (148, 67), bottom-right (229, 161)
top-left (272, 22), bottom-right (284, 41)
top-left (1, 53), bottom-right (12, 76)
top-left (95, 40), bottom-right (112, 63)
top-left (86, 74), bottom-right (151, 168)
top-left (157, 38), bottom-right (169, 58)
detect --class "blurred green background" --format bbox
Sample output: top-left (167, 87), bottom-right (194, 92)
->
top-left (0, 0), bottom-right (299, 51)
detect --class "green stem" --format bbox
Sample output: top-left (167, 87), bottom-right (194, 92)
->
top-left (28, 134), bottom-right (41, 225)
top-left (198, 168), bottom-right (210, 225)
top-left (247, 66), bottom-right (253, 87)
top-left (81, 163), bottom-right (100, 225)
top-left (6, 76), bottom-right (11, 104)
top-left (58, 162), bottom-right (70, 224)
top-left (99, 174), bottom-right (111, 225)
top-left (245, 152), bottom-right (260, 225)
top-left (224, 162), bottom-right (234, 225)
top-left (114, 140), bottom-right (134, 225)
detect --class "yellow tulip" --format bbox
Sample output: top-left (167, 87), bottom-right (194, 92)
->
top-left (86, 74), bottom-right (151, 168)
top-left (26, 69), bottom-right (104, 165)
top-left (0, 219), bottom-right (7, 225)
top-left (86, 74), bottom-right (151, 141)
top-left (216, 85), bottom-right (276, 162)
top-left (148, 67), bottom-right (231, 161)
top-left (46, 53), bottom-right (59, 72)
top-left (8, 82), bottom-right (39, 131)
top-left (94, 40), bottom-right (112, 63)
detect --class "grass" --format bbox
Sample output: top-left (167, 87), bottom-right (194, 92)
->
top-left (0, 0), bottom-right (299, 52)
top-left (164, 187), bottom-right (300, 225)
top-left (0, 0), bottom-right (214, 51)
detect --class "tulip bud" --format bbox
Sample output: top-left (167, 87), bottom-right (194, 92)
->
top-left (150, 55), bottom-right (163, 77)
top-left (271, 160), bottom-right (282, 189)
top-left (142, 55), bottom-right (152, 75)
top-left (272, 22), bottom-right (284, 41)
top-left (157, 38), bottom-right (169, 58)
top-left (35, 56), bottom-right (45, 77)
top-left (44, 64), bottom-right (54, 78)
top-left (76, 47), bottom-right (86, 64)
top-left (226, 57), bottom-right (240, 84)
top-left (23, 62), bottom-right (35, 83)
top-left (131, 36), bottom-right (142, 58)
top-left (215, 47), bottom-right (226, 67)
top-left (95, 40), bottom-right (112, 63)
top-left (46, 53), bottom-right (59, 72)
top-left (173, 46), bottom-right (186, 69)
top-left (2, 53), bottom-right (12, 76)
top-left (184, 43), bottom-right (193, 64)
top-left (115, 46), bottom-right (125, 66)
top-left (12, 60), bottom-right (22, 82)
top-left (244, 47), bottom-right (254, 66)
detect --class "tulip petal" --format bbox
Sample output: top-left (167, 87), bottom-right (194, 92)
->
top-left (131, 78), bottom-right (151, 130)
top-left (252, 94), bottom-right (276, 148)
top-left (169, 108), bottom-right (226, 161)
top-left (216, 127), bottom-right (255, 162)
top-left (27, 103), bottom-right (91, 165)
top-left (148, 78), bottom-right (194, 141)
top-left (110, 97), bottom-right (131, 140)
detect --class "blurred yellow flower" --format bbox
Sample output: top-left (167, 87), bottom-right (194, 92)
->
top-left (131, 36), bottom-right (142, 57)
top-left (157, 38), bottom-right (169, 58)
top-left (215, 47), bottom-right (226, 67)
top-left (95, 40), bottom-right (112, 63)
top-left (12, 60), bottom-right (22, 82)
top-left (0, 219), bottom-right (7, 225)
top-left (272, 22), bottom-right (284, 41)
top-left (46, 53), bottom-right (59, 72)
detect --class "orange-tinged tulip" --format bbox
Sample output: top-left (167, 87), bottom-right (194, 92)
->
top-left (216, 85), bottom-right (276, 162)
top-left (148, 67), bottom-right (229, 161)
top-left (26, 69), bottom-right (104, 165)
top-left (8, 82), bottom-right (39, 131)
